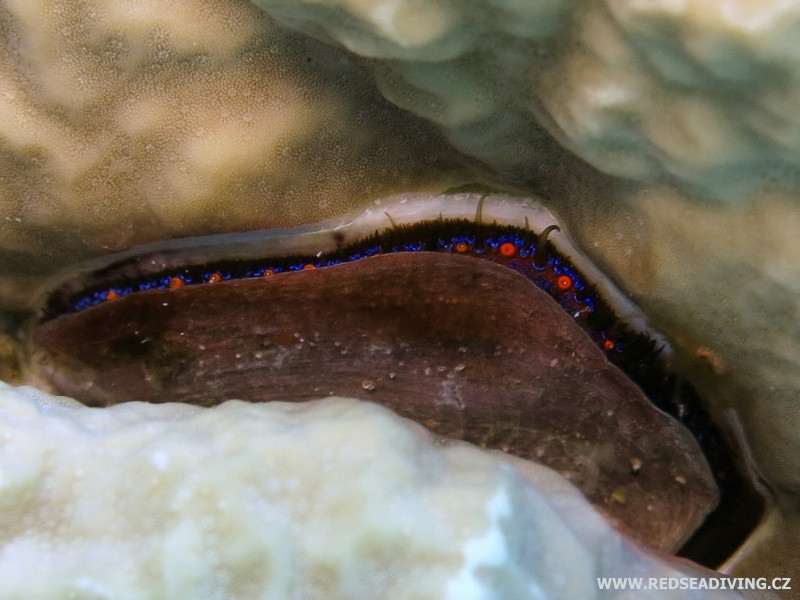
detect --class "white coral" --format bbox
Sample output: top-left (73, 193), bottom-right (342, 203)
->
top-left (0, 384), bottom-right (750, 600)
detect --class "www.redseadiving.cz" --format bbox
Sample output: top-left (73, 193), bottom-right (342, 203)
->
top-left (596, 576), bottom-right (792, 591)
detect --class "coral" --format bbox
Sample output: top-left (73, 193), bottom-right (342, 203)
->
top-left (0, 0), bottom-right (465, 309)
top-left (0, 385), bottom-right (749, 599)
top-left (255, 0), bottom-right (800, 202)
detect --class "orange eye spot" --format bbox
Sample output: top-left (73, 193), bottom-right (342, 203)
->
top-left (499, 242), bottom-right (516, 257)
top-left (302, 264), bottom-right (316, 270)
top-left (603, 339), bottom-right (616, 351)
top-left (207, 272), bottom-right (223, 283)
top-left (262, 269), bottom-right (275, 277)
top-left (455, 242), bottom-right (470, 253)
top-left (557, 275), bottom-right (573, 290)
top-left (105, 290), bottom-right (119, 301)
top-left (169, 276), bottom-right (185, 289)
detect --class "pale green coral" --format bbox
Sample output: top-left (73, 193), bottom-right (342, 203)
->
top-left (254, 0), bottom-right (800, 202)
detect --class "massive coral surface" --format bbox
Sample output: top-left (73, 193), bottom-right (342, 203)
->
top-left (0, 0), bottom-right (465, 309)
top-left (255, 0), bottom-right (800, 202)
top-left (0, 385), bottom-right (754, 600)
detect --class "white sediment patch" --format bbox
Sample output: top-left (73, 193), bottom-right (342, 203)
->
top-left (0, 382), bottom-right (753, 599)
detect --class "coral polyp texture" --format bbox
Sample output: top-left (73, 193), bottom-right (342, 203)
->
top-left (0, 0), bottom-right (465, 308)
top-left (255, 0), bottom-right (800, 202)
